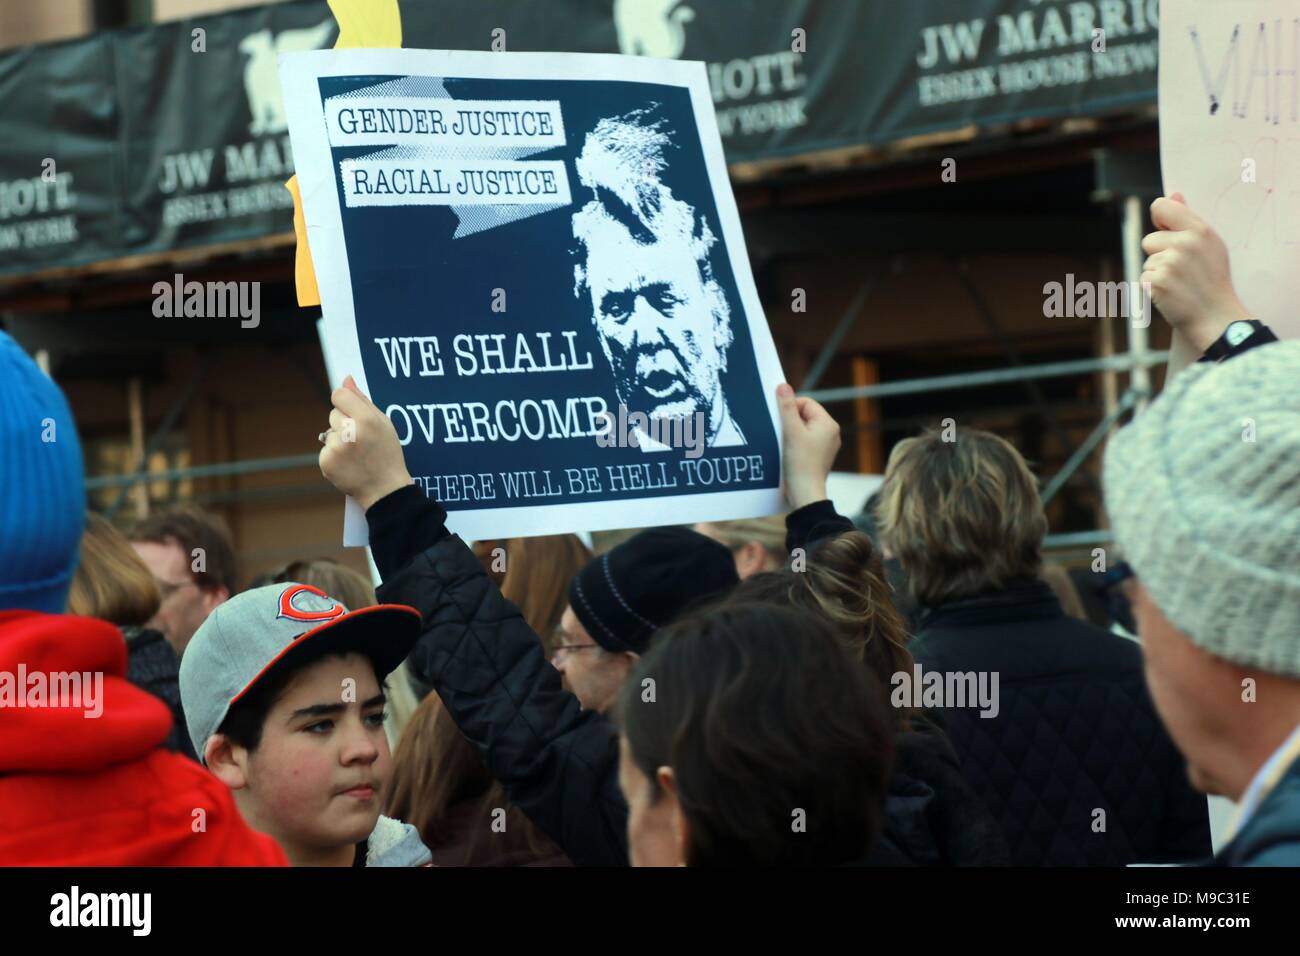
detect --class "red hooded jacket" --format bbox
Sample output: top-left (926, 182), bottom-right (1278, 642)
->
top-left (0, 610), bottom-right (286, 866)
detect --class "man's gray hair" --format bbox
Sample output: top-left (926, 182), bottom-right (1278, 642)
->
top-left (570, 109), bottom-right (732, 353)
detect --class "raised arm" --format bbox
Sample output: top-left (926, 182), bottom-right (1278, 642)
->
top-left (1142, 194), bottom-right (1273, 379)
top-left (318, 377), bottom-right (629, 866)
top-left (777, 383), bottom-right (855, 552)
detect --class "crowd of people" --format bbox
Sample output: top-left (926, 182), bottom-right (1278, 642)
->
top-left (0, 196), bottom-right (1296, 867)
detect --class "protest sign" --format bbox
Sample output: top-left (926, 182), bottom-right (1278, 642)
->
top-left (1159, 1), bottom-right (1300, 340)
top-left (826, 472), bottom-right (884, 521)
top-left (281, 49), bottom-right (785, 542)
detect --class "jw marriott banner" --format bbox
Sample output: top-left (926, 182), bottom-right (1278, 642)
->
top-left (0, 0), bottom-right (1162, 278)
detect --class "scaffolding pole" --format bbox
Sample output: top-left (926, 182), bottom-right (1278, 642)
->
top-left (105, 359), bottom-right (208, 518)
top-left (1043, 530), bottom-right (1113, 549)
top-left (800, 272), bottom-right (876, 391)
top-left (1122, 195), bottom-right (1154, 410)
top-left (85, 351), bottom-right (1166, 494)
top-left (87, 453), bottom-right (322, 492)
top-left (1040, 387), bottom-right (1138, 506)
top-left (801, 351), bottom-right (1168, 404)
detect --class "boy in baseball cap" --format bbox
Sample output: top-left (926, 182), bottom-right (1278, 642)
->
top-left (180, 581), bottom-right (431, 866)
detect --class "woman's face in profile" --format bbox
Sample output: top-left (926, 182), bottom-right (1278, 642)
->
top-left (617, 736), bottom-right (684, 867)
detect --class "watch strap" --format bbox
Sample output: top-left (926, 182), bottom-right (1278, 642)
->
top-left (1199, 320), bottom-right (1275, 363)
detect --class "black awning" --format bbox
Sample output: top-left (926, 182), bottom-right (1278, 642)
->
top-left (0, 0), bottom-right (1158, 279)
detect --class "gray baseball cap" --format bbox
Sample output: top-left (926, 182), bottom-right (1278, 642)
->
top-left (179, 582), bottom-right (422, 762)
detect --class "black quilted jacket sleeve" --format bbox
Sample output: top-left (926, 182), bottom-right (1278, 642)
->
top-left (371, 487), bottom-right (630, 867)
top-left (784, 498), bottom-right (856, 555)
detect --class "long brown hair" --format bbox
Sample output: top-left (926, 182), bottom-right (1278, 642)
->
top-left (250, 557), bottom-right (376, 609)
top-left (471, 534), bottom-right (591, 653)
top-left (386, 534), bottom-right (591, 862)
top-left (68, 513), bottom-right (160, 626)
top-left (723, 531), bottom-right (915, 730)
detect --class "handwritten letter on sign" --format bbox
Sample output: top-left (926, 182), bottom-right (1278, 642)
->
top-left (1160, 2), bottom-right (1300, 340)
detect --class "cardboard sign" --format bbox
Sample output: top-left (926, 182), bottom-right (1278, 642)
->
top-left (281, 49), bottom-right (785, 542)
top-left (1160, 1), bottom-right (1300, 340)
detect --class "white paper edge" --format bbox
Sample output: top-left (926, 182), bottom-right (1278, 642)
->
top-left (283, 49), bottom-right (787, 543)
top-left (315, 316), bottom-right (371, 546)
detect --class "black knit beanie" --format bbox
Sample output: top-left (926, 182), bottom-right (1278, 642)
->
top-left (567, 527), bottom-right (739, 654)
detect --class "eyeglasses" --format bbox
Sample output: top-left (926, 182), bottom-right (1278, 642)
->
top-left (154, 578), bottom-right (198, 601)
top-left (551, 642), bottom-right (602, 661)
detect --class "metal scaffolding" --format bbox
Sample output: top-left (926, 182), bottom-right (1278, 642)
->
top-left (84, 158), bottom-right (1162, 554)
top-left (89, 345), bottom-right (1161, 553)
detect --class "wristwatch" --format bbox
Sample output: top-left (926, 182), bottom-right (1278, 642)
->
top-left (1199, 319), bottom-right (1274, 363)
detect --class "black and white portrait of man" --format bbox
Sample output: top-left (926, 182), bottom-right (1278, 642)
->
top-left (571, 109), bottom-right (745, 449)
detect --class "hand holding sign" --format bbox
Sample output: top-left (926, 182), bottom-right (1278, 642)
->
top-left (320, 375), bottom-right (414, 510)
top-left (285, 50), bottom-right (784, 542)
top-left (777, 383), bottom-right (840, 510)
top-left (1141, 193), bottom-right (1252, 352)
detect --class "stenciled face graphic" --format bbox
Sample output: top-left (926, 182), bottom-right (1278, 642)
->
top-left (579, 209), bottom-right (727, 432)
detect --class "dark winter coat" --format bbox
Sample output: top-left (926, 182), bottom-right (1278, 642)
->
top-left (867, 722), bottom-right (1010, 866)
top-left (909, 579), bottom-right (1212, 866)
top-left (1213, 753), bottom-right (1300, 867)
top-left (120, 625), bottom-right (195, 761)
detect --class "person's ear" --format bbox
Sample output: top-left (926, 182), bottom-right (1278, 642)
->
top-left (736, 541), bottom-right (766, 577)
top-left (205, 734), bottom-right (250, 790)
top-left (656, 766), bottom-right (689, 866)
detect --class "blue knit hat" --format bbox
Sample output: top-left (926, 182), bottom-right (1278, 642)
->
top-left (0, 330), bottom-right (85, 613)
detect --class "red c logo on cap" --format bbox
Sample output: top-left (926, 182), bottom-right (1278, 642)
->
top-left (277, 583), bottom-right (346, 623)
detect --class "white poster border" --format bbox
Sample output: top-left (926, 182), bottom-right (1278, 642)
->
top-left (282, 49), bottom-right (786, 543)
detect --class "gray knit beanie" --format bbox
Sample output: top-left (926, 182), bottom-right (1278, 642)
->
top-left (1103, 341), bottom-right (1300, 676)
